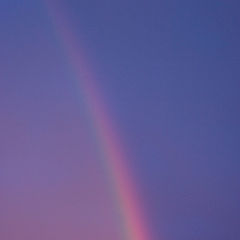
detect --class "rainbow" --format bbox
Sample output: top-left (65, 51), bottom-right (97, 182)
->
top-left (44, 2), bottom-right (151, 240)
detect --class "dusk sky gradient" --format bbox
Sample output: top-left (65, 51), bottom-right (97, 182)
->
top-left (1, 1), bottom-right (240, 240)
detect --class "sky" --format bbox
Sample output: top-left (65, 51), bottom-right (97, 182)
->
top-left (0, 0), bottom-right (240, 240)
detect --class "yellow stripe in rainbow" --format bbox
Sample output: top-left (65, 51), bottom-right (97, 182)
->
top-left (45, 2), bottom-right (151, 240)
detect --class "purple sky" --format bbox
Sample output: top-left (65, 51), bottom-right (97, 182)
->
top-left (1, 1), bottom-right (240, 240)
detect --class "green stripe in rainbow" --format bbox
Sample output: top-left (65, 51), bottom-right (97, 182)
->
top-left (44, 2), bottom-right (152, 240)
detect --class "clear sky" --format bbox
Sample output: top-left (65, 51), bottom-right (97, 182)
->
top-left (1, 1), bottom-right (240, 240)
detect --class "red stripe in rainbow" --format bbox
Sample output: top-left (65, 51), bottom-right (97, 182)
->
top-left (45, 2), bottom-right (151, 240)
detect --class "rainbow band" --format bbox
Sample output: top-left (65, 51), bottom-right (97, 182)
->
top-left (45, 2), bottom-right (151, 240)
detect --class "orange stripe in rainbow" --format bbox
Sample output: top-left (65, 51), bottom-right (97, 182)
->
top-left (44, 2), bottom-right (152, 240)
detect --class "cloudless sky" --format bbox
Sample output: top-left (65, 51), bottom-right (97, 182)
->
top-left (1, 1), bottom-right (240, 240)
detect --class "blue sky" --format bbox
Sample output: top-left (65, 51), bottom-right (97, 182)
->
top-left (1, 1), bottom-right (240, 239)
